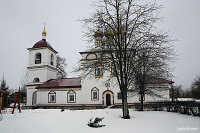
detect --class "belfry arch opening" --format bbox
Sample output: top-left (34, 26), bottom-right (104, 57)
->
top-left (35, 53), bottom-right (41, 64)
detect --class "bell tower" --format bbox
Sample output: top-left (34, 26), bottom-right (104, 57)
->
top-left (26, 26), bottom-right (58, 106)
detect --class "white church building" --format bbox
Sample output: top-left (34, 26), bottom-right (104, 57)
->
top-left (26, 28), bottom-right (174, 108)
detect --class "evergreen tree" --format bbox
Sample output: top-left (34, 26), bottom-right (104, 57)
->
top-left (0, 74), bottom-right (9, 108)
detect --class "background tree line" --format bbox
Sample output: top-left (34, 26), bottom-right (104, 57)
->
top-left (170, 76), bottom-right (200, 100)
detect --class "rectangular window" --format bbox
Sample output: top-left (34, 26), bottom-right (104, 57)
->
top-left (93, 92), bottom-right (97, 99)
top-left (68, 93), bottom-right (75, 103)
top-left (50, 95), bottom-right (55, 102)
top-left (95, 67), bottom-right (102, 77)
top-left (69, 95), bottom-right (74, 101)
top-left (92, 91), bottom-right (98, 100)
top-left (117, 92), bottom-right (122, 99)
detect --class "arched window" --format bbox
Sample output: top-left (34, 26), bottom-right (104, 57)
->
top-left (35, 53), bottom-right (41, 64)
top-left (86, 53), bottom-right (97, 60)
top-left (50, 54), bottom-right (54, 65)
top-left (32, 91), bottom-right (37, 105)
top-left (48, 91), bottom-right (56, 103)
top-left (67, 90), bottom-right (76, 103)
top-left (91, 87), bottom-right (99, 101)
top-left (33, 78), bottom-right (40, 83)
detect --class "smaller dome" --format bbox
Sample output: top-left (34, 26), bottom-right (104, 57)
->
top-left (105, 27), bottom-right (114, 37)
top-left (33, 39), bottom-right (51, 48)
top-left (94, 28), bottom-right (103, 38)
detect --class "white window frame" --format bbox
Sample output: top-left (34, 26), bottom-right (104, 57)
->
top-left (95, 67), bottom-right (103, 77)
top-left (67, 90), bottom-right (76, 103)
top-left (48, 91), bottom-right (56, 103)
top-left (35, 53), bottom-right (42, 64)
top-left (92, 91), bottom-right (98, 100)
top-left (91, 87), bottom-right (99, 101)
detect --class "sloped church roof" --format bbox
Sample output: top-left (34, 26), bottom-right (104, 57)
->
top-left (36, 78), bottom-right (81, 89)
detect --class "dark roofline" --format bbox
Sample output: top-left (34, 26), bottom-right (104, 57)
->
top-left (56, 77), bottom-right (81, 79)
top-left (27, 46), bottom-right (58, 54)
top-left (36, 85), bottom-right (81, 89)
top-left (147, 79), bottom-right (174, 84)
top-left (36, 77), bottom-right (81, 89)
top-left (79, 48), bottom-right (136, 54)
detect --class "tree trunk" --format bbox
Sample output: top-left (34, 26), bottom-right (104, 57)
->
top-left (140, 93), bottom-right (144, 111)
top-left (120, 82), bottom-right (130, 119)
top-left (122, 97), bottom-right (130, 119)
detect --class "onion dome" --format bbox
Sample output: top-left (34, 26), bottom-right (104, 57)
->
top-left (29, 26), bottom-right (58, 53)
top-left (105, 27), bottom-right (114, 37)
top-left (32, 26), bottom-right (52, 48)
top-left (32, 39), bottom-right (52, 48)
top-left (94, 28), bottom-right (103, 38)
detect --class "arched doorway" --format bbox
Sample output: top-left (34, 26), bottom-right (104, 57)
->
top-left (102, 90), bottom-right (114, 106)
top-left (106, 93), bottom-right (111, 106)
top-left (32, 91), bottom-right (37, 106)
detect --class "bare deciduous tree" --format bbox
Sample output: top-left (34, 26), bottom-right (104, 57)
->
top-left (20, 69), bottom-right (28, 94)
top-left (131, 43), bottom-right (174, 111)
top-left (80, 0), bottom-right (174, 118)
top-left (56, 55), bottom-right (67, 79)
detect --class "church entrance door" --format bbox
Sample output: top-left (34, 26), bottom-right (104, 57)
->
top-left (106, 93), bottom-right (111, 106)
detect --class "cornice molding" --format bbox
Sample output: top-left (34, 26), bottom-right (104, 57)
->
top-left (27, 65), bottom-right (57, 71)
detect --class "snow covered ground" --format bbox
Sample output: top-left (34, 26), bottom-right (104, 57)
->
top-left (0, 109), bottom-right (199, 133)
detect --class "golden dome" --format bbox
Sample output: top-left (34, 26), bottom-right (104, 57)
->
top-left (94, 27), bottom-right (103, 38)
top-left (105, 27), bottom-right (114, 37)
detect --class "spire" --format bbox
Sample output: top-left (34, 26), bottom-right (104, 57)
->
top-left (42, 23), bottom-right (47, 40)
top-left (2, 72), bottom-right (4, 81)
top-left (1, 72), bottom-right (6, 89)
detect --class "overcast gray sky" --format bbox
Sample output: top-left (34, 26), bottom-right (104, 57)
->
top-left (0, 0), bottom-right (200, 90)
